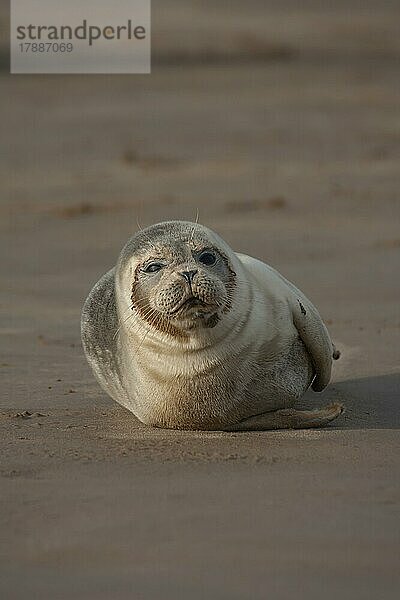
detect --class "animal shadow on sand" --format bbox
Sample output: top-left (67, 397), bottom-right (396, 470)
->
top-left (299, 373), bottom-right (400, 430)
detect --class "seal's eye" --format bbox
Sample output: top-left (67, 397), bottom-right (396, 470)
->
top-left (143, 262), bottom-right (164, 274)
top-left (199, 251), bottom-right (217, 266)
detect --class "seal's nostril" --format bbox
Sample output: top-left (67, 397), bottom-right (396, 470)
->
top-left (180, 270), bottom-right (198, 284)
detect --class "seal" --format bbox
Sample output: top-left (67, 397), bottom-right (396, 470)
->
top-left (81, 221), bottom-right (343, 430)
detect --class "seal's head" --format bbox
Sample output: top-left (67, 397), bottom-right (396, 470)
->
top-left (116, 221), bottom-right (242, 340)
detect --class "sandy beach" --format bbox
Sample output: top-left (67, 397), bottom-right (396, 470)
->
top-left (1, 1), bottom-right (399, 598)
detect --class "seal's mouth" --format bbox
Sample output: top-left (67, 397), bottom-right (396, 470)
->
top-left (170, 295), bottom-right (209, 315)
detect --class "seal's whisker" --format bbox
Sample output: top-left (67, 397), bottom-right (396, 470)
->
top-left (126, 314), bottom-right (152, 339)
top-left (136, 217), bottom-right (157, 251)
top-left (113, 304), bottom-right (136, 341)
top-left (137, 325), bottom-right (152, 350)
top-left (189, 210), bottom-right (199, 244)
top-left (131, 306), bottom-right (157, 327)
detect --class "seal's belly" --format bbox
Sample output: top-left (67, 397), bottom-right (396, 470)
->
top-left (133, 337), bottom-right (314, 430)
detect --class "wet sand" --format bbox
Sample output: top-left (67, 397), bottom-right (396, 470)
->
top-left (1, 2), bottom-right (400, 598)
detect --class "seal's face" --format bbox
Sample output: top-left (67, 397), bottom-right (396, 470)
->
top-left (122, 222), bottom-right (237, 337)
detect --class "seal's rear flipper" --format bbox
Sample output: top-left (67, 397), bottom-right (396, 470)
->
top-left (225, 403), bottom-right (344, 431)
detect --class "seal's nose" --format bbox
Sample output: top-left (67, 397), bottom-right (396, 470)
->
top-left (180, 269), bottom-right (198, 284)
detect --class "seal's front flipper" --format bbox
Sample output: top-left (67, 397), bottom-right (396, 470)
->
top-left (290, 296), bottom-right (334, 392)
top-left (255, 261), bottom-right (334, 392)
top-left (225, 403), bottom-right (344, 431)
